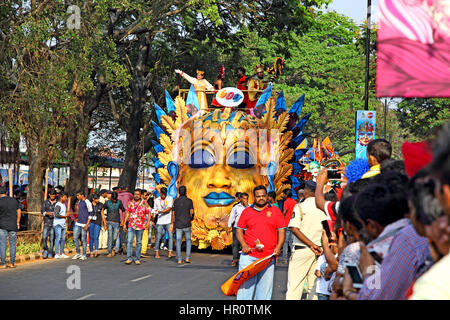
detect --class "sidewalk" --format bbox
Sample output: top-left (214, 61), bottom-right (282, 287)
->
top-left (4, 248), bottom-right (111, 266)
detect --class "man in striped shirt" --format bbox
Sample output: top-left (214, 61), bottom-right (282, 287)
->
top-left (357, 223), bottom-right (430, 300)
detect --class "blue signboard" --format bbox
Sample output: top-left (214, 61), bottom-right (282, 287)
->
top-left (355, 110), bottom-right (376, 160)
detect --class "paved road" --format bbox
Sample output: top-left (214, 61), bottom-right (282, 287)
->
top-left (0, 248), bottom-right (289, 300)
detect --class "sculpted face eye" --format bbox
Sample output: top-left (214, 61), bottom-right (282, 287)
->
top-left (227, 151), bottom-right (254, 169)
top-left (189, 149), bottom-right (215, 169)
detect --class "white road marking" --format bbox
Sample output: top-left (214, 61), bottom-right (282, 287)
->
top-left (76, 293), bottom-right (95, 300)
top-left (130, 274), bottom-right (153, 282)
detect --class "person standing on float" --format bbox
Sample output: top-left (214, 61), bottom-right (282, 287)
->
top-left (175, 69), bottom-right (214, 111)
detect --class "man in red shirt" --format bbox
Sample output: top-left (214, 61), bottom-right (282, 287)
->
top-left (236, 67), bottom-right (251, 113)
top-left (236, 185), bottom-right (286, 300)
top-left (117, 186), bottom-right (134, 254)
top-left (281, 189), bottom-right (297, 263)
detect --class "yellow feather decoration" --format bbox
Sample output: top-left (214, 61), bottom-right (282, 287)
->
top-left (276, 112), bottom-right (289, 132)
top-left (279, 131), bottom-right (293, 152)
top-left (157, 168), bottom-right (171, 184)
top-left (174, 96), bottom-right (188, 127)
top-left (159, 134), bottom-right (173, 154)
top-left (273, 163), bottom-right (292, 188)
top-left (158, 151), bottom-right (172, 166)
top-left (160, 115), bottom-right (177, 136)
top-left (278, 148), bottom-right (294, 166)
top-left (276, 184), bottom-right (292, 199)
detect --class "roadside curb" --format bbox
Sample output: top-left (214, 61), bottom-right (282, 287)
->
top-left (6, 248), bottom-right (77, 264)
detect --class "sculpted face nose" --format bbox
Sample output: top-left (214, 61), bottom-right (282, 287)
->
top-left (207, 166), bottom-right (231, 189)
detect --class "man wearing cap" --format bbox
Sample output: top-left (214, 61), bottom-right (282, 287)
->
top-left (286, 180), bottom-right (328, 300)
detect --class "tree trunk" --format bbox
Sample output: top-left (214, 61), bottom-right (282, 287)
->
top-left (67, 144), bottom-right (89, 197)
top-left (66, 113), bottom-right (91, 198)
top-left (26, 143), bottom-right (46, 230)
top-left (118, 125), bottom-right (141, 192)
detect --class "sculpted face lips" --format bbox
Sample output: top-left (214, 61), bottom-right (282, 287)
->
top-left (203, 191), bottom-right (235, 206)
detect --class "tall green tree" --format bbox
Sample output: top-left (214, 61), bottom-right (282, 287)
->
top-left (396, 98), bottom-right (450, 141)
top-left (0, 1), bottom-right (127, 226)
top-left (255, 11), bottom-right (381, 157)
top-left (104, 0), bottom-right (331, 191)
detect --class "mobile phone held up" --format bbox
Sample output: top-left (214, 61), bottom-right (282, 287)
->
top-left (368, 249), bottom-right (383, 264)
top-left (346, 264), bottom-right (363, 289)
top-left (321, 220), bottom-right (332, 238)
top-left (327, 169), bottom-right (341, 180)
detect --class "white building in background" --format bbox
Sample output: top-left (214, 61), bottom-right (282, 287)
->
top-left (88, 166), bottom-right (156, 192)
top-left (1, 138), bottom-right (156, 191)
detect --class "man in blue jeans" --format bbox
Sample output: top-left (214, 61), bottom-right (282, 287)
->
top-left (281, 189), bottom-right (297, 264)
top-left (154, 187), bottom-right (174, 259)
top-left (41, 190), bottom-right (57, 259)
top-left (101, 191), bottom-right (125, 257)
top-left (171, 186), bottom-right (194, 264)
top-left (123, 189), bottom-right (151, 265)
top-left (53, 192), bottom-right (69, 259)
top-left (235, 185), bottom-right (285, 300)
top-left (0, 185), bottom-right (21, 269)
top-left (72, 190), bottom-right (93, 261)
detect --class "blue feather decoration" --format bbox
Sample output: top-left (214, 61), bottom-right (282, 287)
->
top-left (165, 90), bottom-right (175, 113)
top-left (295, 149), bottom-right (306, 162)
top-left (186, 84), bottom-right (200, 117)
top-left (151, 157), bottom-right (164, 170)
top-left (292, 132), bottom-right (306, 145)
top-left (151, 120), bottom-right (165, 141)
top-left (292, 163), bottom-right (304, 174)
top-left (151, 140), bottom-right (164, 154)
top-left (291, 176), bottom-right (300, 189)
top-left (154, 103), bottom-right (166, 124)
top-left (152, 172), bottom-right (161, 185)
top-left (293, 112), bottom-right (311, 131)
top-left (289, 94), bottom-right (305, 115)
top-left (275, 90), bottom-right (286, 111)
top-left (255, 82), bottom-right (273, 108)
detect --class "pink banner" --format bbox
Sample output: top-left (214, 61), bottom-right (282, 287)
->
top-left (377, 0), bottom-right (450, 97)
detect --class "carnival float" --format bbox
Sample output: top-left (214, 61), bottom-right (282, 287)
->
top-left (150, 60), bottom-right (341, 250)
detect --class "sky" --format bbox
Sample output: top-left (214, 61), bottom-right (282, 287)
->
top-left (326, 0), bottom-right (379, 25)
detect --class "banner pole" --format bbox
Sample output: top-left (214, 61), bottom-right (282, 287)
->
top-left (364, 0), bottom-right (372, 111)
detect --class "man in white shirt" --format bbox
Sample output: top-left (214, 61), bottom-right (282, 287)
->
top-left (228, 192), bottom-right (249, 267)
top-left (53, 192), bottom-right (69, 259)
top-left (153, 187), bottom-right (174, 259)
top-left (286, 180), bottom-right (327, 300)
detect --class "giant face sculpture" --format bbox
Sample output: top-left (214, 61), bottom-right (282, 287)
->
top-left (155, 94), bottom-right (295, 250)
top-left (179, 109), bottom-right (266, 249)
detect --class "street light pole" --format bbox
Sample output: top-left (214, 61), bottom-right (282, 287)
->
top-left (384, 98), bottom-right (388, 139)
top-left (364, 0), bottom-right (372, 110)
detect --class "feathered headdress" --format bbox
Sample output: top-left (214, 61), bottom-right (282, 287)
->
top-left (254, 64), bottom-right (264, 73)
top-left (217, 65), bottom-right (225, 79)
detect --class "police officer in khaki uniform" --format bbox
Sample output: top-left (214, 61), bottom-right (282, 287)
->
top-left (286, 180), bottom-right (327, 300)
